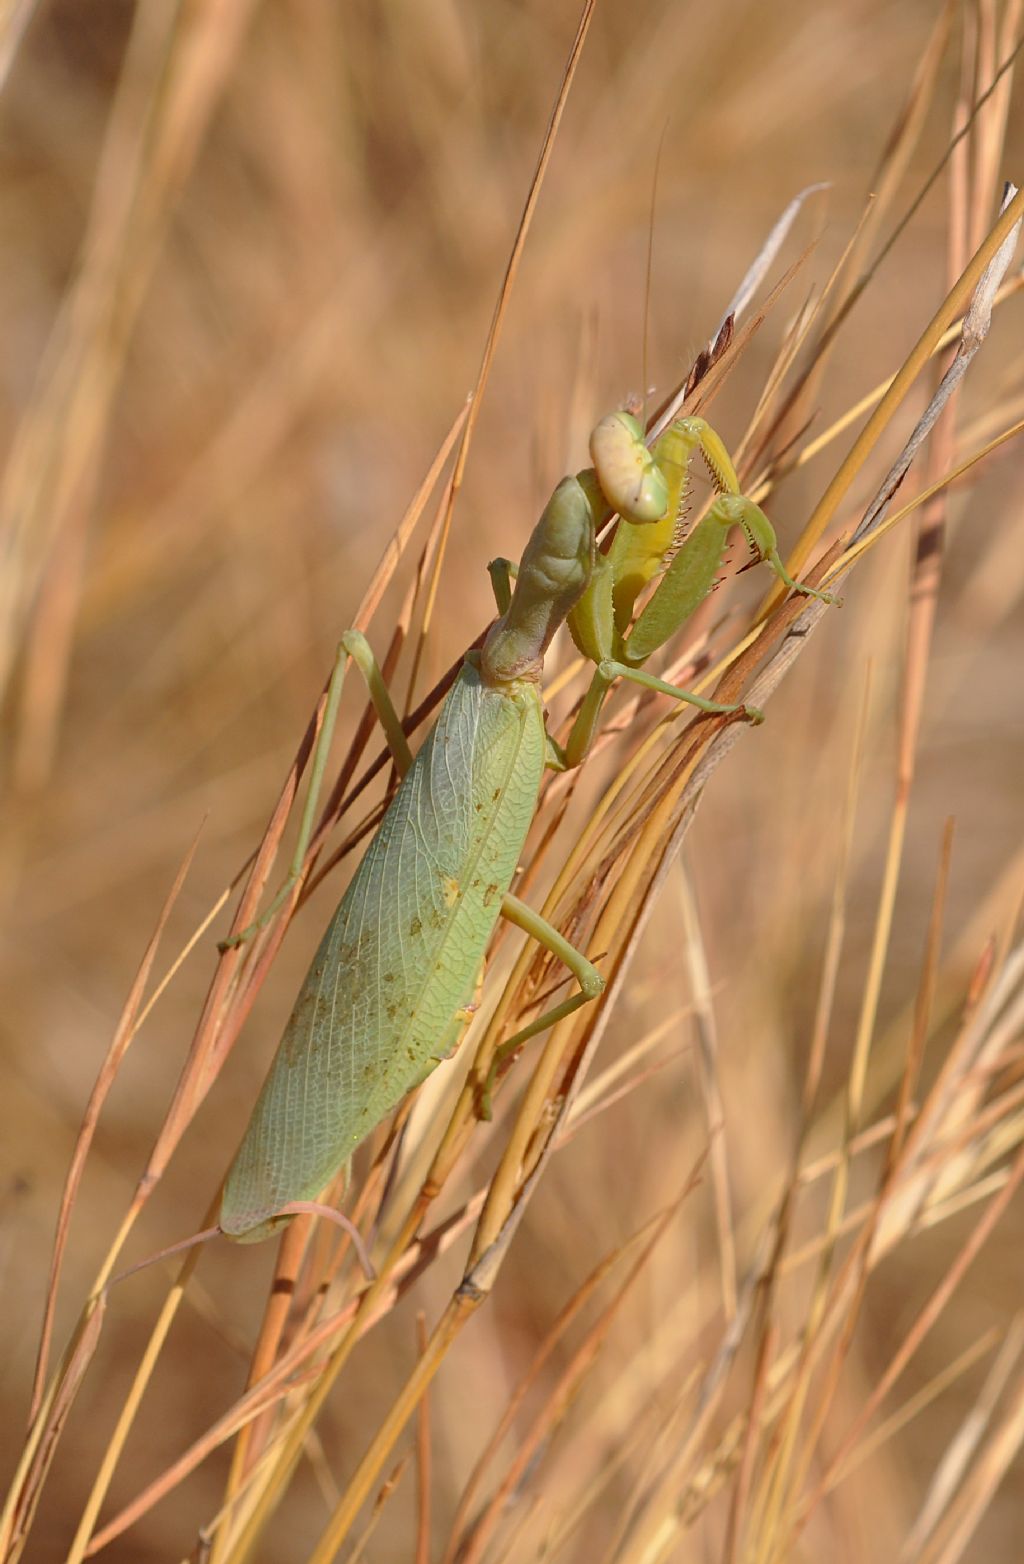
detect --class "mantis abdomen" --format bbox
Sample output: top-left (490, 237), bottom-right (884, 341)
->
top-left (221, 660), bottom-right (546, 1241)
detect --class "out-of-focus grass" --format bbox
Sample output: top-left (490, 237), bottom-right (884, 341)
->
top-left (3, 2), bottom-right (1024, 1561)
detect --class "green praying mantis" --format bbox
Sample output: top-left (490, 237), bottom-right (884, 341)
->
top-left (219, 408), bottom-right (833, 1243)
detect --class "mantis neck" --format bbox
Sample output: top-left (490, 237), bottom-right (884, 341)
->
top-left (480, 473), bottom-right (594, 687)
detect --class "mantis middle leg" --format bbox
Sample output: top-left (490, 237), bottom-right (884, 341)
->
top-left (220, 631), bottom-right (413, 949)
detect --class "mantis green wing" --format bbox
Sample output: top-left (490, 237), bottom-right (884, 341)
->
top-left (220, 663), bottom-right (547, 1242)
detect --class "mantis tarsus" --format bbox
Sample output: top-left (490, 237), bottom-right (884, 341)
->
top-left (219, 409), bottom-right (832, 1243)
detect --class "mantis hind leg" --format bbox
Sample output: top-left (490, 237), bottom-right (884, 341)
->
top-left (220, 630), bottom-right (414, 950)
top-left (476, 891), bottom-right (605, 1116)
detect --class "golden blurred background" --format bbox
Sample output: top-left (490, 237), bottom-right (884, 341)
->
top-left (3, 2), bottom-right (1024, 1560)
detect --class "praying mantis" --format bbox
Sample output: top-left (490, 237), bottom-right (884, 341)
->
top-left (219, 409), bottom-right (832, 1243)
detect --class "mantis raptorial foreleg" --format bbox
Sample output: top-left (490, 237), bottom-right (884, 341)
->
top-left (557, 411), bottom-right (834, 767)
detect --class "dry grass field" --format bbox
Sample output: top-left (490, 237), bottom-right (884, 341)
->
top-left (3, 2), bottom-right (1024, 1560)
